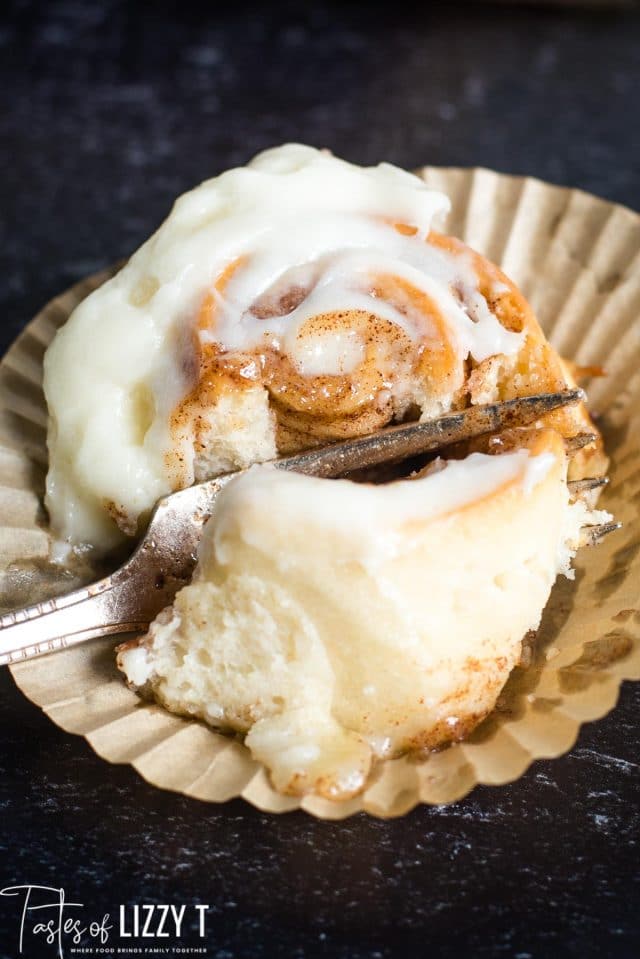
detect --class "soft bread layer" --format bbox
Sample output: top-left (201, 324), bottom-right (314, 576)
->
top-left (118, 430), bottom-right (599, 800)
top-left (44, 145), bottom-right (606, 555)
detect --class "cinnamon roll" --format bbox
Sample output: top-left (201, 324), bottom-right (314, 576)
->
top-left (44, 144), bottom-right (605, 554)
top-left (43, 145), bottom-right (611, 799)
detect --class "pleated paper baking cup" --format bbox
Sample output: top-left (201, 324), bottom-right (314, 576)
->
top-left (1, 168), bottom-right (639, 819)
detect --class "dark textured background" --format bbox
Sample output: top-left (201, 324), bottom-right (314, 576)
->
top-left (0, 2), bottom-right (638, 957)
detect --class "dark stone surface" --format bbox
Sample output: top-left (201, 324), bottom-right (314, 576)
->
top-left (0, 2), bottom-right (638, 957)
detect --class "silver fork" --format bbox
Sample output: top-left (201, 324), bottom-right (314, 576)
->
top-left (0, 390), bottom-right (617, 666)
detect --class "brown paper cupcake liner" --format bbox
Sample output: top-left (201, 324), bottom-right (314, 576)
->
top-left (1, 168), bottom-right (639, 819)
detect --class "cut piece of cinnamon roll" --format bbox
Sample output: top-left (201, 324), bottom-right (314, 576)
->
top-left (117, 427), bottom-right (610, 800)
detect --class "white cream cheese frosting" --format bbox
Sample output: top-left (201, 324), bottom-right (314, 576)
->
top-left (44, 144), bottom-right (530, 553)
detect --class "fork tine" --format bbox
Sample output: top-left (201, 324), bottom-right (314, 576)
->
top-left (565, 432), bottom-right (597, 455)
top-left (580, 521), bottom-right (622, 547)
top-left (568, 476), bottom-right (609, 495)
top-left (279, 390), bottom-right (585, 479)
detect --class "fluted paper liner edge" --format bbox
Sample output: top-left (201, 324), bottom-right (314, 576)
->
top-left (1, 168), bottom-right (639, 819)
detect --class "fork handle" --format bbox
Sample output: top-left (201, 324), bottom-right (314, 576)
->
top-left (0, 526), bottom-right (204, 666)
top-left (0, 476), bottom-right (232, 667)
top-left (0, 574), bottom-right (150, 666)
top-left (0, 555), bottom-right (199, 666)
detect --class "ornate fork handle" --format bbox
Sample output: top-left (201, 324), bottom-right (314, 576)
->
top-left (0, 477), bottom-right (232, 666)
